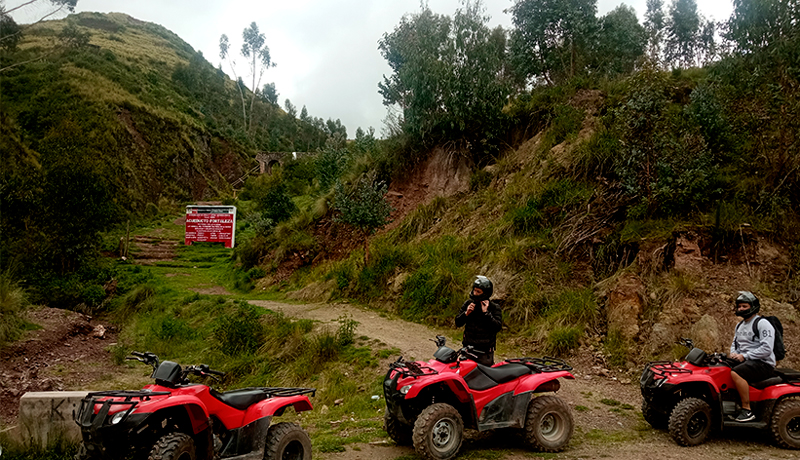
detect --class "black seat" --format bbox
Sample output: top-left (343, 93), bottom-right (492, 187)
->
top-left (212, 389), bottom-right (270, 410)
top-left (477, 363), bottom-right (531, 384)
top-left (751, 376), bottom-right (784, 389)
top-left (776, 368), bottom-right (800, 381)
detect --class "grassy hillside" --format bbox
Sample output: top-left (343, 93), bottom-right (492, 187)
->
top-left (0, 12), bottom-right (335, 305)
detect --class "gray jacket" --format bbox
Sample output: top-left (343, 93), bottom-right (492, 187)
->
top-left (730, 314), bottom-right (776, 367)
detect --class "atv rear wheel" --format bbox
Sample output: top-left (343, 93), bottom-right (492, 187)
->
top-left (668, 398), bottom-right (711, 446)
top-left (384, 412), bottom-right (413, 445)
top-left (523, 395), bottom-right (573, 452)
top-left (771, 398), bottom-right (800, 449)
top-left (265, 422), bottom-right (312, 460)
top-left (147, 433), bottom-right (196, 460)
top-left (412, 403), bottom-right (464, 460)
top-left (642, 398), bottom-right (669, 429)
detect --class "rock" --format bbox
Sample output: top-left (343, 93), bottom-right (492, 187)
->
top-left (673, 235), bottom-right (704, 275)
top-left (605, 273), bottom-right (645, 340)
top-left (762, 298), bottom-right (798, 324)
top-left (92, 325), bottom-right (106, 339)
top-left (321, 405), bottom-right (329, 414)
top-left (691, 314), bottom-right (721, 352)
top-left (334, 398), bottom-right (344, 406)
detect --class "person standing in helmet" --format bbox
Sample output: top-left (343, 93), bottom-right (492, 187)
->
top-left (729, 291), bottom-right (776, 422)
top-left (455, 276), bottom-right (503, 366)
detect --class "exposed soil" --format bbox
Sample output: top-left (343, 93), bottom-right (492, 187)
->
top-left (0, 307), bottom-right (118, 425)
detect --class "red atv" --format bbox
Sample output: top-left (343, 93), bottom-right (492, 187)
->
top-left (383, 336), bottom-right (575, 460)
top-left (74, 352), bottom-right (315, 460)
top-left (641, 338), bottom-right (800, 448)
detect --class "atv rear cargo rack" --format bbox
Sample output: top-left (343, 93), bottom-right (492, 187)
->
top-left (504, 357), bottom-right (573, 373)
top-left (225, 387), bottom-right (317, 397)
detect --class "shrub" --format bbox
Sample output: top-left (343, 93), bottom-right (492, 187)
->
top-left (213, 302), bottom-right (265, 355)
top-left (547, 325), bottom-right (583, 355)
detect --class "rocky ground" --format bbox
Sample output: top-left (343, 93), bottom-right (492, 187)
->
top-left (0, 307), bottom-right (117, 424)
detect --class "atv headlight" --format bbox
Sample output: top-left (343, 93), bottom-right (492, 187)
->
top-left (110, 411), bottom-right (127, 425)
top-left (400, 385), bottom-right (412, 395)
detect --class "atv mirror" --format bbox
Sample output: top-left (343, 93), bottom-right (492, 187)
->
top-left (433, 336), bottom-right (447, 347)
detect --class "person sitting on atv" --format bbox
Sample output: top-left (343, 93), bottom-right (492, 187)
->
top-left (455, 275), bottom-right (503, 366)
top-left (729, 291), bottom-right (776, 422)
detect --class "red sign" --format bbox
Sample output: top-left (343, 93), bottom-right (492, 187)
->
top-left (185, 206), bottom-right (237, 248)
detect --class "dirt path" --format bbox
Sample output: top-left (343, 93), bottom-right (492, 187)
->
top-left (250, 300), bottom-right (794, 460)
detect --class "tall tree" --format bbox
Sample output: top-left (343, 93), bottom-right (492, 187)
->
top-left (509, 0), bottom-right (597, 85)
top-left (644, 0), bottom-right (666, 63)
top-left (592, 5), bottom-right (647, 77)
top-left (665, 0), bottom-right (700, 68)
top-left (219, 22), bottom-right (275, 134)
top-left (219, 34), bottom-right (247, 129)
top-left (240, 22), bottom-right (275, 133)
top-left (378, 1), bottom-right (510, 158)
top-left (727, 0), bottom-right (799, 55)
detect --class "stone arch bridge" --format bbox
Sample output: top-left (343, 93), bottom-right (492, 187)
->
top-left (231, 151), bottom-right (314, 189)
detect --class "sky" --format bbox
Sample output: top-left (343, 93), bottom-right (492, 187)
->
top-left (10, 0), bottom-right (734, 138)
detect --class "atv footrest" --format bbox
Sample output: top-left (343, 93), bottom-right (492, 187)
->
top-left (723, 420), bottom-right (768, 430)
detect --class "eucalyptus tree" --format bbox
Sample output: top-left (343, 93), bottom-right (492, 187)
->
top-left (665, 0), bottom-right (700, 68)
top-left (509, 0), bottom-right (598, 85)
top-left (591, 5), bottom-right (647, 77)
top-left (241, 22), bottom-right (275, 133)
top-left (219, 22), bottom-right (275, 134)
top-left (379, 1), bottom-right (510, 159)
top-left (644, 0), bottom-right (666, 63)
top-left (726, 0), bottom-right (799, 56)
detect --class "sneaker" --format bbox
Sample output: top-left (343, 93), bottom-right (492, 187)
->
top-left (735, 409), bottom-right (756, 422)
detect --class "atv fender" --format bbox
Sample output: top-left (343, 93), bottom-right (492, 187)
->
top-left (136, 396), bottom-right (210, 434)
top-left (243, 395), bottom-right (314, 425)
top-left (405, 374), bottom-right (472, 403)
top-left (752, 384), bottom-right (800, 408)
top-left (513, 371), bottom-right (574, 395)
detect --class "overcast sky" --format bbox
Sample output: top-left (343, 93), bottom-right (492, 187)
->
top-left (11, 0), bottom-right (734, 137)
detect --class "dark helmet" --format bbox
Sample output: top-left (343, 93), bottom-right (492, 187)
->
top-left (469, 276), bottom-right (493, 302)
top-left (734, 291), bottom-right (760, 318)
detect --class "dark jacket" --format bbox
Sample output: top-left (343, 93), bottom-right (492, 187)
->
top-left (455, 299), bottom-right (502, 350)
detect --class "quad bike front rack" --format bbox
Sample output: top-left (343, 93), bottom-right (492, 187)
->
top-left (75, 390), bottom-right (171, 433)
top-left (388, 358), bottom-right (439, 379)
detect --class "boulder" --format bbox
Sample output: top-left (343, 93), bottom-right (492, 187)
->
top-left (673, 235), bottom-right (704, 275)
top-left (691, 314), bottom-right (722, 352)
top-left (605, 273), bottom-right (644, 340)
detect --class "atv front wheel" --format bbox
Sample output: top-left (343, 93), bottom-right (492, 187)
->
top-left (668, 398), bottom-right (711, 446)
top-left (265, 422), bottom-right (312, 460)
top-left (524, 395), bottom-right (573, 452)
top-left (147, 432), bottom-right (196, 460)
top-left (384, 412), bottom-right (413, 445)
top-left (412, 403), bottom-right (464, 460)
top-left (771, 398), bottom-right (800, 449)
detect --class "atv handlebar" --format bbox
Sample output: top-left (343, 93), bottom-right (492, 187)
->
top-left (184, 364), bottom-right (226, 382)
top-left (127, 351), bottom-right (160, 374)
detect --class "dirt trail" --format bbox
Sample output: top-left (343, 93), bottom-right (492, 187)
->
top-left (250, 300), bottom-right (794, 460)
